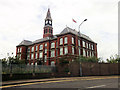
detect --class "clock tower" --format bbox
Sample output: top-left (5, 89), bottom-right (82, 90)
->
top-left (43, 8), bottom-right (53, 38)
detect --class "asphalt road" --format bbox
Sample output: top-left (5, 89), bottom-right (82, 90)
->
top-left (2, 76), bottom-right (119, 90)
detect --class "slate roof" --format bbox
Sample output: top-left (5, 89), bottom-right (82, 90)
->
top-left (17, 27), bottom-right (94, 46)
top-left (17, 40), bottom-right (32, 46)
top-left (59, 27), bottom-right (94, 42)
top-left (45, 8), bottom-right (52, 20)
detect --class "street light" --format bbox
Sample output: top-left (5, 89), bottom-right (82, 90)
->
top-left (78, 19), bottom-right (87, 77)
top-left (78, 19), bottom-right (87, 35)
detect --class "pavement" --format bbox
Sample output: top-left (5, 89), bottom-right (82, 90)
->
top-left (2, 75), bottom-right (119, 87)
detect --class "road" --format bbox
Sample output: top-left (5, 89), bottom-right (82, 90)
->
top-left (2, 76), bottom-right (119, 90)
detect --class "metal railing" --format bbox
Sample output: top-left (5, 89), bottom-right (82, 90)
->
top-left (2, 64), bottom-right (56, 74)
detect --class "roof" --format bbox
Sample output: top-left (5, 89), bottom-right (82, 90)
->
top-left (17, 36), bottom-right (58, 46)
top-left (33, 35), bottom-right (57, 44)
top-left (45, 8), bottom-right (52, 20)
top-left (17, 40), bottom-right (32, 46)
top-left (59, 27), bottom-right (94, 42)
top-left (17, 27), bottom-right (94, 46)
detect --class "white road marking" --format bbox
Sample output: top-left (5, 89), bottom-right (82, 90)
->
top-left (87, 85), bottom-right (106, 88)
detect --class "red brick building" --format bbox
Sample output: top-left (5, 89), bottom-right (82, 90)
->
top-left (16, 9), bottom-right (97, 66)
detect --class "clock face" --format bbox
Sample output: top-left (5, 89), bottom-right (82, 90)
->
top-left (49, 21), bottom-right (51, 24)
top-left (46, 21), bottom-right (48, 24)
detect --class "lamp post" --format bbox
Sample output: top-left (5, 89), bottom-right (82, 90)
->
top-left (78, 19), bottom-right (87, 77)
top-left (78, 19), bottom-right (87, 35)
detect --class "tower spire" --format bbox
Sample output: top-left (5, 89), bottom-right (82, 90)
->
top-left (45, 8), bottom-right (52, 20)
top-left (43, 8), bottom-right (53, 38)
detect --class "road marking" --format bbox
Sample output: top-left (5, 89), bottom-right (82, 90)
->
top-left (1, 76), bottom-right (118, 88)
top-left (87, 85), bottom-right (106, 88)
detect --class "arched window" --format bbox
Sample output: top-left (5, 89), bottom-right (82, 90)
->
top-left (51, 61), bottom-right (55, 66)
top-left (51, 30), bottom-right (52, 34)
top-left (49, 29), bottom-right (51, 33)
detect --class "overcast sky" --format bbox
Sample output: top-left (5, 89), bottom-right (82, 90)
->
top-left (0, 0), bottom-right (119, 61)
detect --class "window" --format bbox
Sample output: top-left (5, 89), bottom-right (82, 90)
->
top-left (45, 49), bottom-right (47, 53)
top-left (86, 43), bottom-right (88, 48)
top-left (91, 45), bottom-right (94, 50)
top-left (64, 37), bottom-right (68, 44)
top-left (35, 62), bottom-right (37, 66)
top-left (39, 52), bottom-right (43, 58)
top-left (27, 47), bottom-right (30, 52)
top-left (82, 41), bottom-right (85, 47)
top-left (60, 38), bottom-right (63, 45)
top-left (72, 37), bottom-right (74, 44)
top-left (87, 51), bottom-right (89, 57)
top-left (45, 29), bottom-right (47, 33)
top-left (79, 48), bottom-right (81, 55)
top-left (51, 61), bottom-right (55, 66)
top-left (60, 47), bottom-right (63, 55)
top-left (18, 48), bottom-right (19, 53)
top-left (17, 54), bottom-right (19, 58)
top-left (56, 49), bottom-right (58, 56)
top-left (78, 40), bottom-right (80, 46)
top-left (83, 49), bottom-right (86, 56)
top-left (31, 62), bottom-right (33, 65)
top-left (27, 63), bottom-right (29, 65)
top-left (49, 29), bottom-right (51, 33)
top-left (27, 54), bottom-right (30, 59)
top-left (56, 42), bottom-right (58, 47)
top-left (89, 44), bottom-right (91, 49)
top-left (20, 48), bottom-right (22, 52)
top-left (35, 45), bottom-right (38, 51)
top-left (35, 53), bottom-right (37, 59)
top-left (51, 30), bottom-right (52, 34)
top-left (92, 52), bottom-right (94, 57)
top-left (44, 30), bottom-right (45, 34)
top-left (51, 42), bottom-right (55, 48)
top-left (51, 50), bottom-right (55, 57)
top-left (45, 43), bottom-right (47, 47)
top-left (39, 44), bottom-right (43, 50)
top-left (72, 47), bottom-right (74, 54)
top-left (19, 54), bottom-right (21, 59)
top-left (44, 55), bottom-right (47, 62)
top-left (31, 53), bottom-right (34, 59)
top-left (64, 47), bottom-right (68, 54)
top-left (31, 46), bottom-right (34, 52)
top-left (90, 51), bottom-right (91, 57)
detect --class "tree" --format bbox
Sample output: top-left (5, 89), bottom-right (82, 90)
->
top-left (74, 56), bottom-right (100, 63)
top-left (1, 56), bottom-right (26, 65)
top-left (1, 58), bottom-right (7, 64)
top-left (106, 54), bottom-right (120, 63)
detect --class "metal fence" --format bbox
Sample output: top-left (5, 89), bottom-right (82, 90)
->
top-left (2, 64), bottom-right (56, 74)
